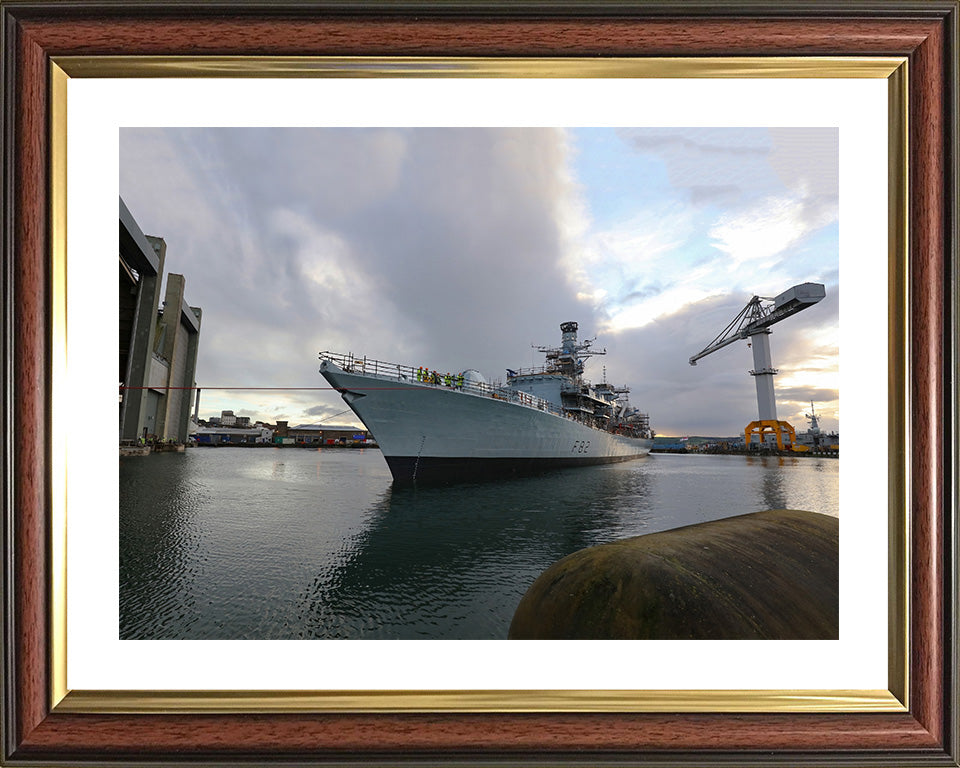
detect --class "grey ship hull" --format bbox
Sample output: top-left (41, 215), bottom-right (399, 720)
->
top-left (320, 360), bottom-right (652, 484)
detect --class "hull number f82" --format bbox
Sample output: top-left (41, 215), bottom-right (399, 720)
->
top-left (572, 440), bottom-right (590, 454)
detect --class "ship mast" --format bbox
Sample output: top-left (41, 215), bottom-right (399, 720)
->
top-left (535, 321), bottom-right (604, 383)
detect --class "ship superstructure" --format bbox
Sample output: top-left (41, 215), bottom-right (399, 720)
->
top-left (319, 321), bottom-right (653, 484)
top-left (506, 321), bottom-right (652, 440)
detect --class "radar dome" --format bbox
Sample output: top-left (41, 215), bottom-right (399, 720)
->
top-left (460, 369), bottom-right (487, 387)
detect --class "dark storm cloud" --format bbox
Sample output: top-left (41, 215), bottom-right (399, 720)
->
top-left (324, 128), bottom-right (591, 375)
top-left (120, 127), bottom-right (592, 422)
top-left (120, 127), bottom-right (838, 434)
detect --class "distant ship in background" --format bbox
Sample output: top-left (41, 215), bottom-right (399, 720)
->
top-left (319, 321), bottom-right (654, 484)
top-left (794, 401), bottom-right (840, 452)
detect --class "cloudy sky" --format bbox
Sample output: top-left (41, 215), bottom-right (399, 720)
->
top-left (120, 127), bottom-right (839, 437)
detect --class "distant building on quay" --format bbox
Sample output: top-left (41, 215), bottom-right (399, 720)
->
top-left (191, 418), bottom-right (372, 446)
top-left (193, 425), bottom-right (275, 445)
top-left (119, 197), bottom-right (202, 444)
top-left (282, 423), bottom-right (372, 446)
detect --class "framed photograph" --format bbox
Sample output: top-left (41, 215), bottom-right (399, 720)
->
top-left (2, 2), bottom-right (956, 765)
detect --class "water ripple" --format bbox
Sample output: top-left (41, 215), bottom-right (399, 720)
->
top-left (120, 449), bottom-right (838, 639)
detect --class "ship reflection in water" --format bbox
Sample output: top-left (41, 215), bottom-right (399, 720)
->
top-left (295, 464), bottom-right (655, 639)
top-left (120, 449), bottom-right (839, 640)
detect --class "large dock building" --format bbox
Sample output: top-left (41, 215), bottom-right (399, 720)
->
top-left (119, 198), bottom-right (202, 444)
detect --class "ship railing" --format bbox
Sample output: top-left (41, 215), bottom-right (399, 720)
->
top-left (320, 351), bottom-right (425, 384)
top-left (319, 351), bottom-right (567, 418)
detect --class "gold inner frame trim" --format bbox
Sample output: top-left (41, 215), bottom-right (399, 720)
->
top-left (50, 55), bottom-right (909, 715)
top-left (56, 688), bottom-right (904, 715)
top-left (50, 61), bottom-right (69, 711)
top-left (885, 59), bottom-right (910, 710)
top-left (53, 55), bottom-right (905, 79)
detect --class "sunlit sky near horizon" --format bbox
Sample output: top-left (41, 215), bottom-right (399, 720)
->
top-left (120, 126), bottom-right (839, 436)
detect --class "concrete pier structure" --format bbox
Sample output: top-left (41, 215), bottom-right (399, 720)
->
top-left (119, 198), bottom-right (202, 443)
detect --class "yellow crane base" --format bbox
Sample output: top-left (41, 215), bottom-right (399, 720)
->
top-left (745, 419), bottom-right (796, 450)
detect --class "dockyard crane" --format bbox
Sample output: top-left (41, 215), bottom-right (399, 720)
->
top-left (689, 282), bottom-right (826, 449)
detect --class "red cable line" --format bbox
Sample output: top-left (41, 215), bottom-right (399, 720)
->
top-left (118, 386), bottom-right (414, 391)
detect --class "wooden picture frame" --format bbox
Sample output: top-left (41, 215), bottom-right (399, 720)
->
top-left (2, 2), bottom-right (957, 765)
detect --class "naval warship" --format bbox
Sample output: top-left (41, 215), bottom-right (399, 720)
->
top-left (319, 321), bottom-right (654, 484)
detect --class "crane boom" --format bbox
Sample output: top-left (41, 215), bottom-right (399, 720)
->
top-left (688, 282), bottom-right (825, 365)
top-left (687, 281), bottom-right (825, 450)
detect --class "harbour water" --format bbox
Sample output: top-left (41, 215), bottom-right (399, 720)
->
top-left (120, 448), bottom-right (839, 640)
